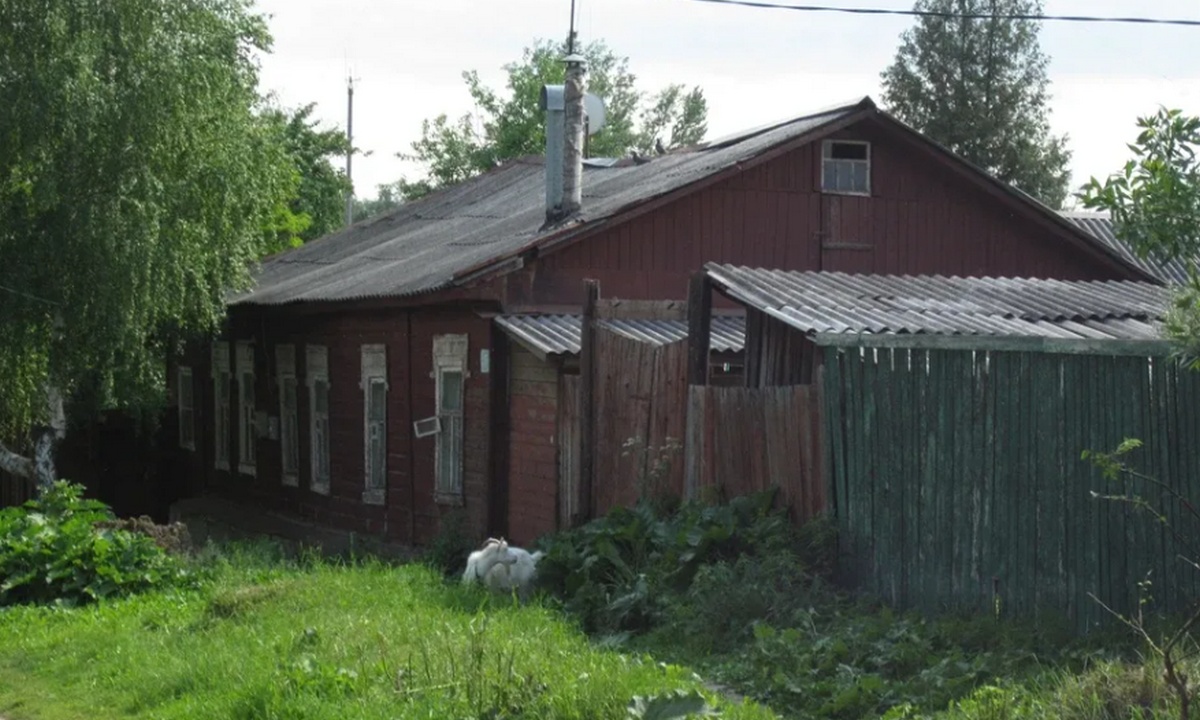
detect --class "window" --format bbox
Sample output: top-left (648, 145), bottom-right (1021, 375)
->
top-left (821, 140), bottom-right (870, 195)
top-left (236, 341), bottom-right (256, 476)
top-left (361, 344), bottom-right (388, 505)
top-left (177, 366), bottom-right (195, 451)
top-left (306, 345), bottom-right (331, 494)
top-left (433, 334), bottom-right (468, 503)
top-left (211, 342), bottom-right (231, 471)
top-left (276, 345), bottom-right (300, 486)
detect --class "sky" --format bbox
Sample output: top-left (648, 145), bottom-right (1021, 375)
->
top-left (250, 0), bottom-right (1200, 207)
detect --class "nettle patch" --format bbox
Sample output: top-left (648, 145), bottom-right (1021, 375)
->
top-left (0, 481), bottom-right (193, 606)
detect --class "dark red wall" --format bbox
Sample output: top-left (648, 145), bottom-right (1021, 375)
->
top-left (168, 304), bottom-right (495, 546)
top-left (511, 119), bottom-right (1133, 306)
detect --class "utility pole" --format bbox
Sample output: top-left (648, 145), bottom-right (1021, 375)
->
top-left (344, 73), bottom-right (354, 228)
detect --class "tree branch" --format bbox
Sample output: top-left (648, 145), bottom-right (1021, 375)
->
top-left (0, 440), bottom-right (35, 480)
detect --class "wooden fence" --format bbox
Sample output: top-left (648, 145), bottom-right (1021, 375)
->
top-left (684, 385), bottom-right (825, 521)
top-left (589, 327), bottom-right (689, 515)
top-left (822, 341), bottom-right (1200, 631)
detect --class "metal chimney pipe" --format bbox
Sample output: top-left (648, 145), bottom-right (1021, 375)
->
top-left (540, 84), bottom-right (565, 222)
top-left (561, 53), bottom-right (587, 219)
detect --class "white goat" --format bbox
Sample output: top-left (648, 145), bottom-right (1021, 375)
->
top-left (461, 537), bottom-right (544, 601)
top-left (461, 537), bottom-right (519, 585)
top-left (482, 545), bottom-right (545, 601)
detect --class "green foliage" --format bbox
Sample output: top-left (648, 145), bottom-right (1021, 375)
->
top-left (921, 655), bottom-right (1198, 719)
top-left (536, 490), bottom-right (797, 635)
top-left (259, 101), bottom-right (354, 248)
top-left (421, 507), bottom-right (477, 578)
top-left (0, 0), bottom-right (294, 438)
top-left (1079, 107), bottom-right (1200, 367)
top-left (880, 0), bottom-right (1072, 209)
top-left (0, 481), bottom-right (187, 606)
top-left (352, 182), bottom-right (405, 222)
top-left (627, 688), bottom-right (718, 719)
top-left (0, 546), bottom-right (777, 719)
top-left (397, 36), bottom-right (708, 197)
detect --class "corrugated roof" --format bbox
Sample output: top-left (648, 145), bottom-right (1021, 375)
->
top-left (1060, 210), bottom-right (1194, 285)
top-left (494, 314), bottom-right (746, 357)
top-left (231, 99), bottom-right (873, 306)
top-left (228, 95), bottom-right (1162, 308)
top-left (705, 263), bottom-right (1170, 340)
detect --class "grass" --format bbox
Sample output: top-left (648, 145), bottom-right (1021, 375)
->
top-left (0, 541), bottom-right (780, 720)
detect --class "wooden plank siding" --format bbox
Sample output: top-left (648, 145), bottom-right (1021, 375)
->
top-left (684, 385), bottom-right (825, 522)
top-left (823, 344), bottom-right (1200, 632)
top-left (592, 329), bottom-right (689, 515)
top-left (521, 121), bottom-right (1133, 308)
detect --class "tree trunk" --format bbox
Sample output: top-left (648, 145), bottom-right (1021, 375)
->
top-left (36, 382), bottom-right (67, 490)
top-left (0, 383), bottom-right (66, 492)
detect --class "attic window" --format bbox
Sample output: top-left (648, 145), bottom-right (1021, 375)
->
top-left (821, 140), bottom-right (870, 195)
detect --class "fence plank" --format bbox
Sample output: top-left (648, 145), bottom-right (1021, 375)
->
top-left (823, 344), bottom-right (1200, 632)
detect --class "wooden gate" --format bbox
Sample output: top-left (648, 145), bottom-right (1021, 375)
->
top-left (592, 327), bottom-right (688, 515)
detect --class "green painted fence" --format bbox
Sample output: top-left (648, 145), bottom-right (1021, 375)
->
top-left (820, 340), bottom-right (1200, 632)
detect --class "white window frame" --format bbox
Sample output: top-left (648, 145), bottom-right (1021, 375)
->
top-left (276, 345), bottom-right (300, 486)
top-left (236, 340), bottom-right (257, 477)
top-left (211, 342), bottom-right (231, 471)
top-left (306, 344), bottom-right (331, 495)
top-left (821, 139), bottom-right (871, 196)
top-left (177, 366), bottom-right (195, 451)
top-left (360, 344), bottom-right (388, 505)
top-left (433, 334), bottom-right (469, 504)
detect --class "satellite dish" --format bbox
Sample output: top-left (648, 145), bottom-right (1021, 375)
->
top-left (584, 93), bottom-right (606, 136)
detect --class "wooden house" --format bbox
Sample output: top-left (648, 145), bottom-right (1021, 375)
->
top-left (163, 94), bottom-right (1165, 549)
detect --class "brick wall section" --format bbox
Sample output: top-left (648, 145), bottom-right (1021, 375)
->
top-left (170, 304), bottom-right (495, 548)
top-left (506, 345), bottom-right (560, 545)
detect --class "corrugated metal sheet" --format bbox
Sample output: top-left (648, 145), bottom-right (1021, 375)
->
top-left (1061, 211), bottom-right (1194, 285)
top-left (706, 263), bottom-right (1170, 340)
top-left (494, 314), bottom-right (746, 357)
top-left (232, 100), bottom-right (874, 306)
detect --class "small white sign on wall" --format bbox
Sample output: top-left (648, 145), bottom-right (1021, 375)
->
top-left (479, 349), bottom-right (491, 374)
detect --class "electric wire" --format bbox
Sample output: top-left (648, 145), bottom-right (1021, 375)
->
top-left (687, 0), bottom-right (1200, 27)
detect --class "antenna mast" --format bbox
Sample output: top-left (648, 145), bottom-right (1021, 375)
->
top-left (568, 0), bottom-right (577, 52)
top-left (344, 72), bottom-right (355, 228)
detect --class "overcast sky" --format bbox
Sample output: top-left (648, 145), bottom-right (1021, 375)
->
top-left (250, 0), bottom-right (1200, 206)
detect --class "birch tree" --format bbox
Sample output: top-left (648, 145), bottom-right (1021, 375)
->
top-left (0, 0), bottom-right (293, 488)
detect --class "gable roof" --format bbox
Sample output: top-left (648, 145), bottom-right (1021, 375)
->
top-left (231, 97), bottom-right (1156, 308)
top-left (706, 263), bottom-right (1168, 340)
top-left (1061, 210), bottom-right (1193, 285)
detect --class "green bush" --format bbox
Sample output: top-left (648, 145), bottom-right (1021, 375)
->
top-left (536, 489), bottom-right (803, 635)
top-left (0, 480), bottom-right (188, 606)
top-left (422, 507), bottom-right (476, 578)
top-left (671, 550), bottom-right (831, 652)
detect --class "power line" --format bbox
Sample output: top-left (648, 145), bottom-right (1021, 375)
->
top-left (688, 0), bottom-right (1200, 27)
top-left (0, 282), bottom-right (59, 307)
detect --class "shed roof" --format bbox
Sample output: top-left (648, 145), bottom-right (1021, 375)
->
top-left (230, 97), bottom-right (1157, 308)
top-left (1060, 210), bottom-right (1194, 285)
top-left (705, 263), bottom-right (1170, 340)
top-left (495, 314), bottom-right (746, 359)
